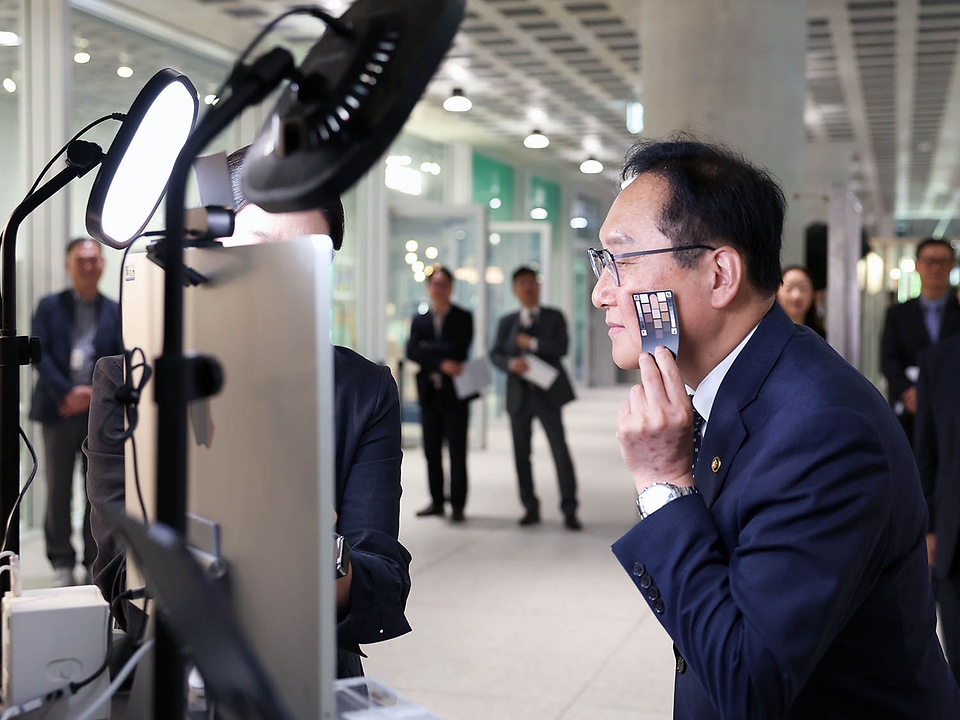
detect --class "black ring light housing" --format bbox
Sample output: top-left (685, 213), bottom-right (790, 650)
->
top-left (242, 0), bottom-right (464, 212)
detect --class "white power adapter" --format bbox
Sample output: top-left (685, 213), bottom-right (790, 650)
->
top-left (2, 585), bottom-right (111, 719)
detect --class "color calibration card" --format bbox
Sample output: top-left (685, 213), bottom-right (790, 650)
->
top-left (632, 290), bottom-right (679, 358)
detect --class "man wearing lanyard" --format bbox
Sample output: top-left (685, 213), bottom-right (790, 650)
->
top-left (30, 238), bottom-right (120, 587)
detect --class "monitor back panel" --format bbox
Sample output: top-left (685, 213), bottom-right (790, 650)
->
top-left (121, 236), bottom-right (336, 718)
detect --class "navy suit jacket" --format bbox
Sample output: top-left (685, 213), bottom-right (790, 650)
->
top-left (405, 304), bottom-right (475, 406)
top-left (612, 303), bottom-right (959, 719)
top-left (86, 348), bottom-right (412, 678)
top-left (30, 289), bottom-right (120, 424)
top-left (915, 333), bottom-right (960, 578)
top-left (881, 295), bottom-right (960, 404)
top-left (489, 306), bottom-right (575, 414)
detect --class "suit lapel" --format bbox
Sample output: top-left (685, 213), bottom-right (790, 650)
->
top-left (696, 304), bottom-right (795, 507)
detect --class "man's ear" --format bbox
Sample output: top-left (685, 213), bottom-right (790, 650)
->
top-left (709, 246), bottom-right (743, 309)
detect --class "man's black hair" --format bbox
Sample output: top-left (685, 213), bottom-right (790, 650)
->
top-left (916, 237), bottom-right (955, 262)
top-left (66, 237), bottom-right (99, 256)
top-left (226, 146), bottom-right (345, 251)
top-left (512, 266), bottom-right (537, 283)
top-left (620, 136), bottom-right (786, 296)
top-left (428, 265), bottom-right (454, 284)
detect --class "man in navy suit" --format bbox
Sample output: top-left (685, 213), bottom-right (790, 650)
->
top-left (916, 332), bottom-right (960, 684)
top-left (591, 138), bottom-right (960, 718)
top-left (490, 266), bottom-right (581, 530)
top-left (406, 266), bottom-right (474, 522)
top-left (881, 237), bottom-right (960, 446)
top-left (30, 238), bottom-right (120, 587)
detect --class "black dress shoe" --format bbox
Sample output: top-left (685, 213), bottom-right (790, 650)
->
top-left (518, 510), bottom-right (541, 526)
top-left (416, 504), bottom-right (444, 517)
top-left (450, 508), bottom-right (465, 523)
top-left (564, 514), bottom-right (583, 531)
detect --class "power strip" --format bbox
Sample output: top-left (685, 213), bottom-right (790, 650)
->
top-left (2, 585), bottom-right (111, 719)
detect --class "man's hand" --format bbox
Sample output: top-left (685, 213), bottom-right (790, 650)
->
top-left (902, 386), bottom-right (918, 414)
top-left (927, 533), bottom-right (937, 567)
top-left (508, 357), bottom-right (530, 375)
top-left (58, 386), bottom-right (93, 418)
top-left (439, 359), bottom-right (463, 377)
top-left (515, 333), bottom-right (535, 351)
top-left (616, 347), bottom-right (695, 494)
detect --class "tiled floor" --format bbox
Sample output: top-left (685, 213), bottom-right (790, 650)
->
top-left (19, 385), bottom-right (676, 719)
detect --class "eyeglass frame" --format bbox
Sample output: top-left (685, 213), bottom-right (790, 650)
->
top-left (587, 245), bottom-right (717, 286)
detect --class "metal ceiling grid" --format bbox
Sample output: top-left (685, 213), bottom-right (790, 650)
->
top-left (10, 0), bottom-right (960, 236)
top-left (849, 1), bottom-right (898, 213)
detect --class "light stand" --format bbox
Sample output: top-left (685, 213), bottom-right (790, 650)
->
top-left (0, 67), bottom-right (197, 663)
top-left (0, 141), bottom-right (104, 562)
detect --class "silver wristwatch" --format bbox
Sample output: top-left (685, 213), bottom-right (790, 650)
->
top-left (636, 483), bottom-right (698, 519)
top-left (335, 534), bottom-right (351, 579)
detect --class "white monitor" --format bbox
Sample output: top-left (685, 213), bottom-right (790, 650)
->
top-left (120, 236), bottom-right (336, 718)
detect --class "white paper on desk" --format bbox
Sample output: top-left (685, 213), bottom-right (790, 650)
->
top-left (453, 357), bottom-right (493, 399)
top-left (521, 354), bottom-right (559, 390)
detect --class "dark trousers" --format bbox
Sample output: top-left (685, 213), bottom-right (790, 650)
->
top-left (936, 555), bottom-right (960, 686)
top-left (42, 413), bottom-right (96, 569)
top-left (420, 400), bottom-right (469, 510)
top-left (510, 394), bottom-right (578, 517)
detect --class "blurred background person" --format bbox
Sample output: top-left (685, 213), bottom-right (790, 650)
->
top-left (406, 267), bottom-right (475, 523)
top-left (30, 237), bottom-right (120, 587)
top-left (776, 265), bottom-right (825, 338)
top-left (489, 266), bottom-right (581, 530)
top-left (882, 238), bottom-right (960, 446)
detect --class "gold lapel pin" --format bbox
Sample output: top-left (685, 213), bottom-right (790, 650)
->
top-left (711, 457), bottom-right (721, 473)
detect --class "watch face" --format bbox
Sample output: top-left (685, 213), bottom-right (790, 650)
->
top-left (639, 483), bottom-right (678, 517)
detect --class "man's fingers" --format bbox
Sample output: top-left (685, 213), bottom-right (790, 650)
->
top-left (654, 346), bottom-right (688, 405)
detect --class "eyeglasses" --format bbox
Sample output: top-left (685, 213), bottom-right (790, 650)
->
top-left (587, 245), bottom-right (716, 287)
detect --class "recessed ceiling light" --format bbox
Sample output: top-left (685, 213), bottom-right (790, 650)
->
top-left (74, 51), bottom-right (91, 64)
top-left (117, 66), bottom-right (134, 78)
top-left (2, 78), bottom-right (16, 93)
top-left (443, 87), bottom-right (472, 112)
top-left (524, 130), bottom-right (549, 149)
top-left (0, 31), bottom-right (21, 47)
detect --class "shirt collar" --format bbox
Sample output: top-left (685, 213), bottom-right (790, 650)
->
top-left (919, 294), bottom-right (949, 312)
top-left (520, 305), bottom-right (540, 321)
top-left (71, 289), bottom-right (96, 306)
top-left (688, 324), bottom-right (759, 429)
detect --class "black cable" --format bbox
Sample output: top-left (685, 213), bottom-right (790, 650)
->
top-left (211, 5), bottom-right (353, 103)
top-left (69, 600), bottom-right (115, 694)
top-left (0, 426), bottom-right (39, 557)
top-left (25, 113), bottom-right (124, 198)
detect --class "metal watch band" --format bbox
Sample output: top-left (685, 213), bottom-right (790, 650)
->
top-left (636, 483), bottom-right (699, 520)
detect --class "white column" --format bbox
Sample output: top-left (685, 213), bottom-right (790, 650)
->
top-left (355, 162), bottom-right (388, 363)
top-left (640, 0), bottom-right (809, 261)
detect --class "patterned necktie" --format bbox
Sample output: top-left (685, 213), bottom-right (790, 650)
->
top-left (690, 395), bottom-right (705, 478)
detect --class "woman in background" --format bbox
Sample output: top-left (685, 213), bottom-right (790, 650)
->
top-left (777, 264), bottom-right (825, 338)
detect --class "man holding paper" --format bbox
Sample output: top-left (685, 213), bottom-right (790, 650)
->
top-left (490, 266), bottom-right (581, 530)
top-left (407, 266), bottom-right (476, 523)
